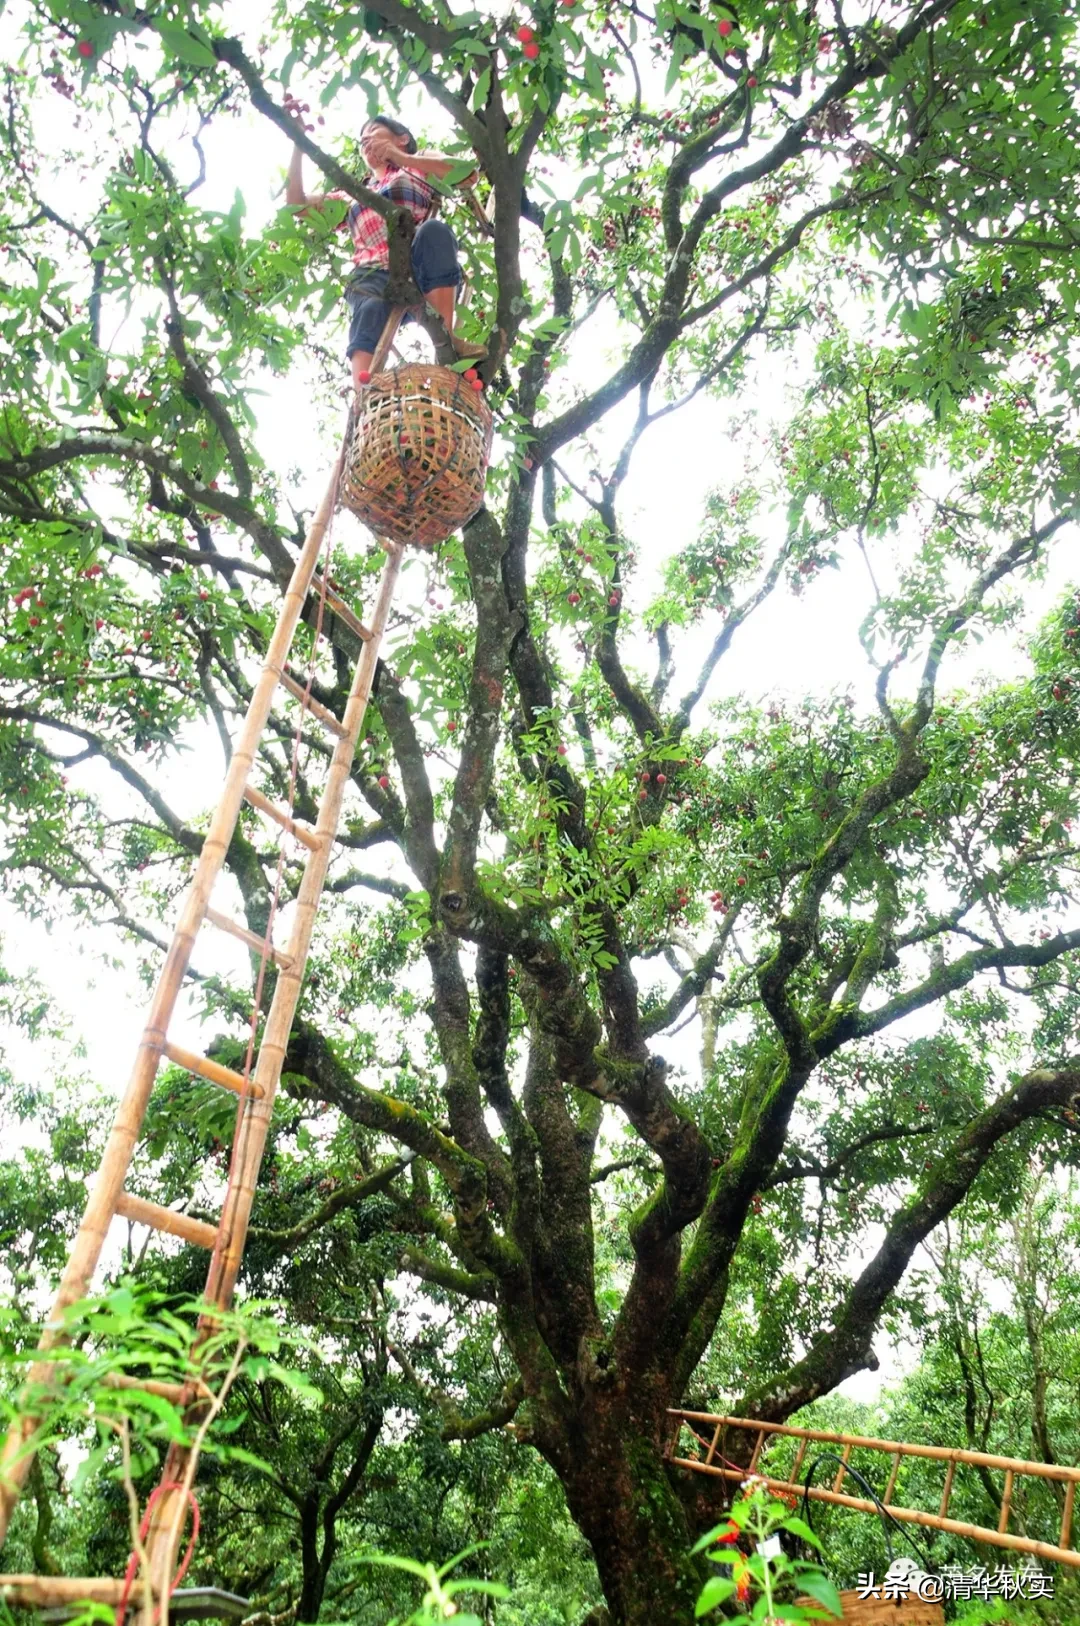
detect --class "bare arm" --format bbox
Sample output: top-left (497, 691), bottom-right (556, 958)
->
top-left (371, 128), bottom-right (477, 187)
top-left (404, 149), bottom-right (476, 184)
top-left (285, 140), bottom-right (329, 209)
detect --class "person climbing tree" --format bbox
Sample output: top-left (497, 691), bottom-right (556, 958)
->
top-left (284, 107), bottom-right (487, 388)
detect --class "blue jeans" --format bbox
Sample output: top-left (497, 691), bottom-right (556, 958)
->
top-left (344, 219), bottom-right (464, 357)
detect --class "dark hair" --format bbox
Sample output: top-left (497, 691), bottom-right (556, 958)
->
top-left (363, 115), bottom-right (417, 155)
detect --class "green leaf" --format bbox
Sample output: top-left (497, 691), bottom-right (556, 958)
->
top-left (114, 1388), bottom-right (189, 1441)
top-left (781, 1516), bottom-right (823, 1550)
top-left (795, 1573), bottom-right (843, 1617)
top-left (695, 1575), bottom-right (735, 1616)
top-left (156, 22), bottom-right (219, 68)
top-left (443, 1580), bottom-right (512, 1600)
top-left (692, 1517), bottom-right (743, 1554)
top-left (214, 1445), bottom-right (277, 1475)
top-left (359, 1553), bottom-right (431, 1580)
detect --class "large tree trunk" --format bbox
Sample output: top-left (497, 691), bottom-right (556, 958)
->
top-left (296, 1494), bottom-right (325, 1623)
top-left (547, 1398), bottom-right (704, 1626)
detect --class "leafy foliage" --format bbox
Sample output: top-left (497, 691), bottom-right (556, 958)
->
top-left (3, 0), bottom-right (1080, 1623)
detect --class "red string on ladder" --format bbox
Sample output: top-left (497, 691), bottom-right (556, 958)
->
top-left (684, 1423), bottom-right (758, 1477)
top-left (114, 1481), bottom-right (201, 1626)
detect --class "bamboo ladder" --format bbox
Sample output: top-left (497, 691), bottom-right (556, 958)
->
top-left (0, 315), bottom-right (408, 1614)
top-left (668, 1410), bottom-right (1080, 1571)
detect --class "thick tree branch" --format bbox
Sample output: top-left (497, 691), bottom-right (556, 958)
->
top-left (748, 1062), bottom-right (1080, 1418)
top-left (764, 1123), bottom-right (934, 1189)
top-left (0, 434), bottom-right (293, 577)
top-left (250, 1157), bottom-right (415, 1250)
top-left (826, 928), bottom-right (1080, 1052)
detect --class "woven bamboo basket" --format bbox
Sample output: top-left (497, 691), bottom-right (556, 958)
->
top-left (341, 362), bottom-right (494, 548)
top-left (798, 1590), bottom-right (944, 1624)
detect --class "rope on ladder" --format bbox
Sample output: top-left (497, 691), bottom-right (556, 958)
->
top-left (115, 1481), bottom-right (201, 1626)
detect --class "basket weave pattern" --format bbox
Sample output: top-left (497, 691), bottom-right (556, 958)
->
top-left (341, 363), bottom-right (494, 548)
top-left (799, 1590), bottom-right (945, 1624)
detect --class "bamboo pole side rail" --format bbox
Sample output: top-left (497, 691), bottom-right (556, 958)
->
top-left (669, 1411), bottom-right (1080, 1485)
top-left (369, 308), bottom-right (405, 375)
top-left (0, 450), bottom-right (346, 1550)
top-left (666, 1455), bottom-right (1080, 1569)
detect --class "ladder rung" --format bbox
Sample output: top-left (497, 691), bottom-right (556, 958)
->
top-left (311, 577), bottom-right (373, 642)
top-left (324, 589), bottom-right (373, 642)
top-left (243, 783), bottom-right (322, 851)
top-left (115, 1193), bottom-right (219, 1250)
top-left (163, 1039), bottom-right (264, 1100)
top-left (102, 1372), bottom-right (211, 1403)
top-left (0, 1576), bottom-right (146, 1608)
top-left (278, 669), bottom-right (349, 738)
top-left (205, 905), bottom-right (293, 969)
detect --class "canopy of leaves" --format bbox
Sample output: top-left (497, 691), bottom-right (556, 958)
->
top-left (3, 0), bottom-right (1080, 1623)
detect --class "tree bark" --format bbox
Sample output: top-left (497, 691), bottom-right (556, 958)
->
top-left (541, 1398), bottom-right (703, 1626)
top-left (296, 1492), bottom-right (323, 1623)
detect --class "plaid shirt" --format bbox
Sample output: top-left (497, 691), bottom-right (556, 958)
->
top-left (329, 166), bottom-right (436, 268)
